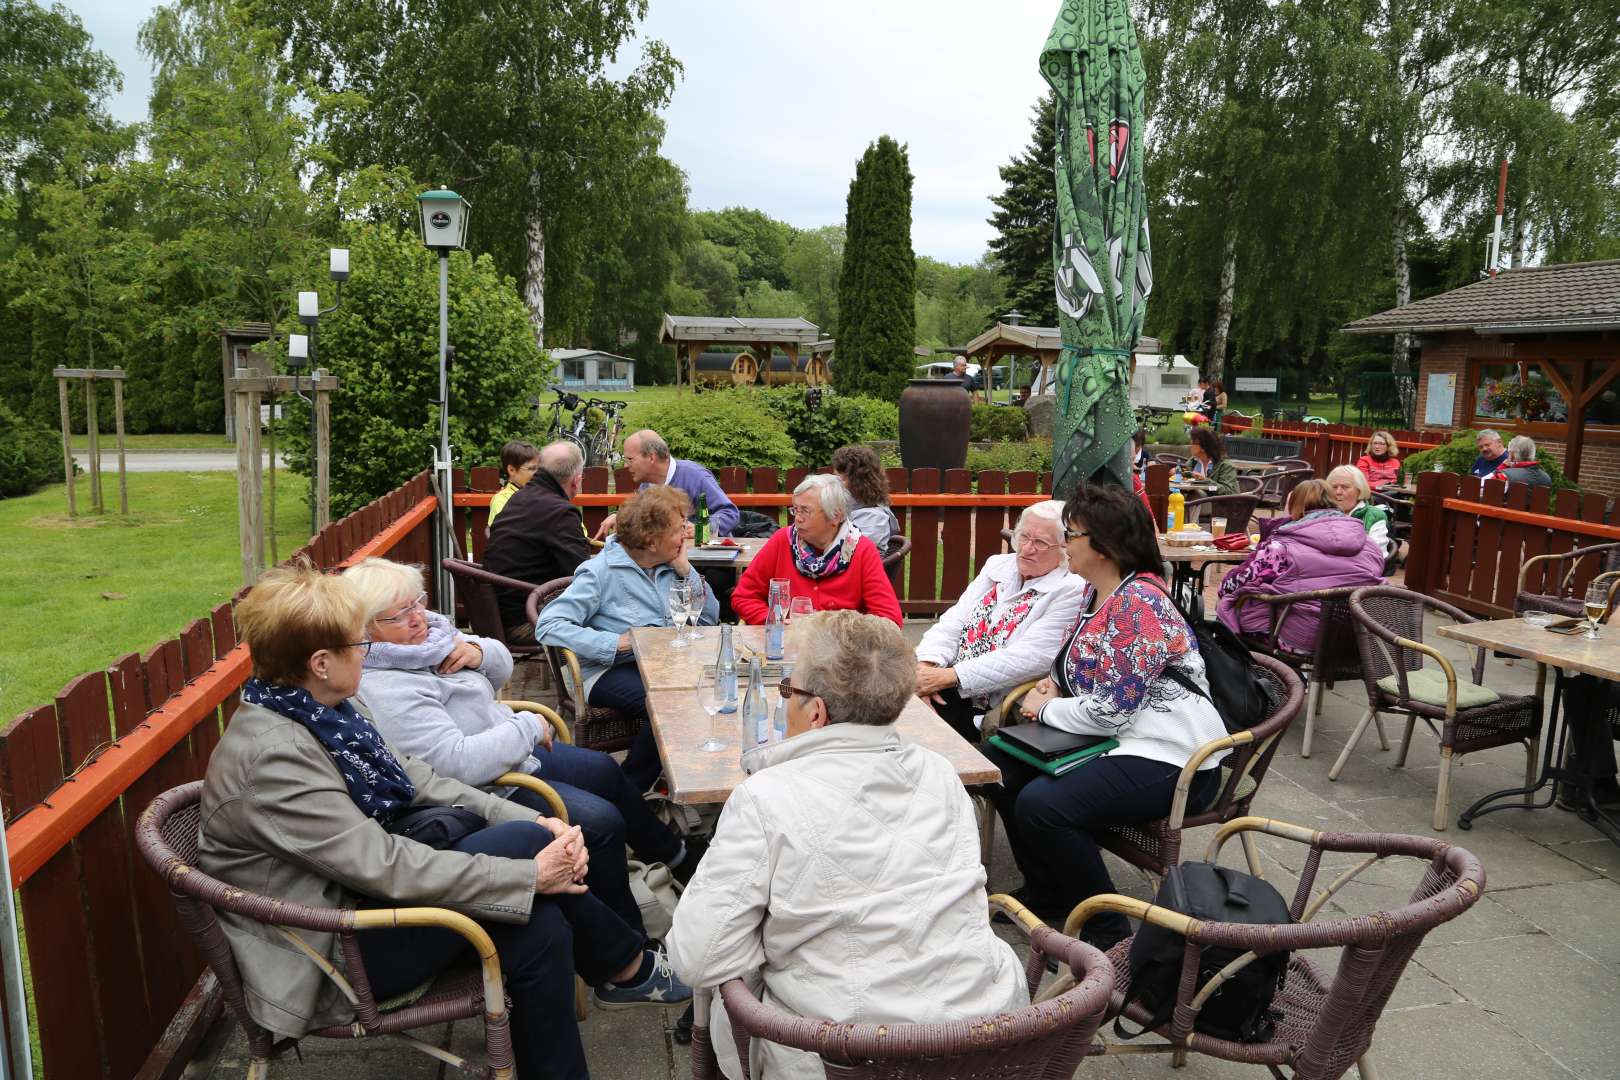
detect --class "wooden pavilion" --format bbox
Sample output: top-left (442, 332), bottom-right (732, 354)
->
top-left (659, 315), bottom-right (824, 389)
top-left (961, 321), bottom-right (1163, 397)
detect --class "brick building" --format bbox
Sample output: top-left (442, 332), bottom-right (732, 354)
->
top-left (1345, 260), bottom-right (1620, 497)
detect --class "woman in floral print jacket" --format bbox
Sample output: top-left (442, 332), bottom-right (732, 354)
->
top-left (986, 484), bottom-right (1227, 953)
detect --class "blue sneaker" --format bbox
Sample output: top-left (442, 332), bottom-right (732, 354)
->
top-left (594, 947), bottom-right (693, 1009)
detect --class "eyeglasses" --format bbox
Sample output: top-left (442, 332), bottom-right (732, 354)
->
top-left (789, 505), bottom-right (819, 520)
top-left (1064, 528), bottom-right (1089, 541)
top-left (1015, 534), bottom-right (1060, 553)
top-left (338, 641), bottom-right (374, 657)
top-left (777, 675), bottom-right (818, 701)
top-left (376, 592), bottom-right (428, 624)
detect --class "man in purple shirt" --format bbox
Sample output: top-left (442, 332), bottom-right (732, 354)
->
top-left (594, 429), bottom-right (739, 538)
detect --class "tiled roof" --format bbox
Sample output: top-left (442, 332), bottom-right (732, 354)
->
top-left (1344, 259), bottom-right (1620, 334)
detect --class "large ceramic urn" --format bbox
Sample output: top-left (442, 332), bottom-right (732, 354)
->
top-left (899, 379), bottom-right (972, 472)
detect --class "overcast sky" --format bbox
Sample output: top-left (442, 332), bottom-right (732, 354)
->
top-left (69, 0), bottom-right (1060, 263)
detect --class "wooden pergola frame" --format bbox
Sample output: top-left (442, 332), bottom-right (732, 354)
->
top-left (53, 366), bottom-right (128, 516)
top-left (1513, 357), bottom-right (1620, 481)
top-left (658, 315), bottom-right (824, 391)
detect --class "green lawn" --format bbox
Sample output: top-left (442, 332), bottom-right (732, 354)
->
top-left (0, 471), bottom-right (310, 721)
top-left (67, 432), bottom-right (233, 451)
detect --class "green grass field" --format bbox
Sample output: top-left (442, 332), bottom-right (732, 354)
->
top-left (0, 471), bottom-right (310, 721)
top-left (67, 432), bottom-right (233, 451)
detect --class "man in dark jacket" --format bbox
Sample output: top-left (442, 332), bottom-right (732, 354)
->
top-left (483, 441), bottom-right (592, 642)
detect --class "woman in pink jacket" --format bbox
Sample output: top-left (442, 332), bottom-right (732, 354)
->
top-left (1354, 430), bottom-right (1401, 489)
top-left (1216, 480), bottom-right (1385, 655)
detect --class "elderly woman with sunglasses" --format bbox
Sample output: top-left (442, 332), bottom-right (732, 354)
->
top-left (732, 473), bottom-right (902, 627)
top-left (914, 500), bottom-right (1084, 742)
top-left (199, 563), bottom-right (686, 1080)
top-left (343, 558), bottom-right (706, 925)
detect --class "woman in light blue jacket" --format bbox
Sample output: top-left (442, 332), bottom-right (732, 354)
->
top-left (537, 485), bottom-right (719, 791)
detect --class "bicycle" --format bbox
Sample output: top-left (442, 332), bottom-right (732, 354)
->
top-left (540, 387), bottom-right (589, 452)
top-left (539, 388), bottom-right (628, 469)
top-left (584, 398), bottom-right (628, 469)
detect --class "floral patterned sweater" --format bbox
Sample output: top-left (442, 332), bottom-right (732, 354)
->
top-left (1037, 573), bottom-right (1227, 771)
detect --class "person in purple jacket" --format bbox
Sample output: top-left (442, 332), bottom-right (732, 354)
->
top-left (593, 429), bottom-right (739, 539)
top-left (1216, 479), bottom-right (1385, 656)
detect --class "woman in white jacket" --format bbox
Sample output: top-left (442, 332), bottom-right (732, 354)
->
top-left (914, 500), bottom-right (1084, 741)
top-left (667, 611), bottom-right (1026, 1080)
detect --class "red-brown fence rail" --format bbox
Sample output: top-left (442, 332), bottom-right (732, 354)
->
top-left (1406, 471), bottom-right (1619, 618)
top-left (1219, 418), bottom-right (1449, 476)
top-left (0, 471), bottom-right (436, 1080)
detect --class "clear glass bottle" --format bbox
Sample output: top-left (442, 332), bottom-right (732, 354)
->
top-left (714, 624), bottom-right (738, 715)
top-left (766, 579), bottom-right (789, 660)
top-left (740, 656), bottom-right (769, 752)
top-left (771, 688), bottom-right (788, 743)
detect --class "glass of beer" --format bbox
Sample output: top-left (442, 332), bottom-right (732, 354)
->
top-left (1584, 582), bottom-right (1609, 639)
top-left (1211, 516), bottom-right (1227, 539)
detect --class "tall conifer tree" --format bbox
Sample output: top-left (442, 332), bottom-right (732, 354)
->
top-left (986, 94), bottom-right (1058, 328)
top-left (835, 136), bottom-right (915, 400)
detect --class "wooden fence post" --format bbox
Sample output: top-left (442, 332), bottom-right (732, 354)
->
top-left (57, 376), bottom-right (75, 517)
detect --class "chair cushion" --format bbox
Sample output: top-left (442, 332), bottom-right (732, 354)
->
top-left (1219, 766), bottom-right (1260, 803)
top-left (1377, 669), bottom-right (1500, 709)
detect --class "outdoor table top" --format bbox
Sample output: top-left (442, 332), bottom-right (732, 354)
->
top-left (1230, 460), bottom-right (1283, 474)
top-left (687, 536), bottom-right (766, 570)
top-left (645, 688), bottom-right (1001, 805)
top-left (1158, 537), bottom-right (1252, 564)
top-left (632, 624), bottom-right (773, 691)
top-left (1436, 618), bottom-right (1620, 681)
top-left (1378, 483), bottom-right (1419, 497)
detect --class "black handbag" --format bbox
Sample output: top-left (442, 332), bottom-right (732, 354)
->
top-left (386, 805), bottom-right (488, 850)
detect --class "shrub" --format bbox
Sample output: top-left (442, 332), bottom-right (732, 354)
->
top-left (748, 386), bottom-right (869, 468)
top-left (640, 392), bottom-right (798, 472)
top-left (965, 438), bottom-right (1053, 479)
top-left (0, 402), bottom-right (62, 497)
top-left (1405, 429), bottom-right (1577, 491)
top-left (850, 395), bottom-right (899, 441)
top-left (1155, 417), bottom-right (1190, 445)
top-left (971, 403), bottom-right (1029, 442)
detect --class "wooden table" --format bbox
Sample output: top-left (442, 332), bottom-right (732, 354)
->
top-left (1438, 618), bottom-right (1620, 841)
top-left (1159, 538), bottom-right (1251, 616)
top-left (629, 625), bottom-right (1000, 807)
top-left (1230, 460), bottom-right (1282, 474)
top-left (687, 537), bottom-right (766, 571)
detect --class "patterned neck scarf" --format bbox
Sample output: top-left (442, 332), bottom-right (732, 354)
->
top-left (242, 677), bottom-right (416, 823)
top-left (790, 520), bottom-right (860, 580)
top-left (955, 581), bottom-right (1041, 664)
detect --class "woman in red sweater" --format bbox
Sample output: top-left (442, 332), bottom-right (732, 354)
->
top-left (733, 474), bottom-right (903, 627)
top-left (1355, 430), bottom-right (1401, 489)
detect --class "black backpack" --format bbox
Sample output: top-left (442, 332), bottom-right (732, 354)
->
top-left (1116, 862), bottom-right (1291, 1043)
top-left (1145, 577), bottom-right (1274, 733)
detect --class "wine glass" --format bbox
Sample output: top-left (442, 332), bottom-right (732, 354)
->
top-left (684, 579), bottom-right (706, 642)
top-left (788, 596), bottom-right (813, 622)
top-left (1583, 582), bottom-right (1609, 640)
top-left (667, 581), bottom-right (693, 649)
top-left (696, 669), bottom-right (728, 753)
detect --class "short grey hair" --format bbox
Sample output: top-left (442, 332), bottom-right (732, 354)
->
top-left (630, 429), bottom-right (670, 462)
top-left (791, 610), bottom-right (916, 726)
top-left (1011, 500), bottom-right (1067, 559)
top-left (1477, 429), bottom-right (1502, 446)
top-left (794, 473), bottom-right (854, 523)
top-left (1326, 463), bottom-right (1371, 501)
top-left (1508, 435), bottom-right (1536, 462)
top-left (540, 441), bottom-right (584, 484)
top-left (342, 558), bottom-right (427, 625)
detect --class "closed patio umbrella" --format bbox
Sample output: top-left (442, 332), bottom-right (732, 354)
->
top-left (1043, 0), bottom-right (1152, 496)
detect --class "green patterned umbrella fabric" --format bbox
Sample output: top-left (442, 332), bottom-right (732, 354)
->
top-left (1042, 0), bottom-right (1152, 496)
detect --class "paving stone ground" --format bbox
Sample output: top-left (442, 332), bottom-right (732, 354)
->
top-left (185, 603), bottom-right (1620, 1080)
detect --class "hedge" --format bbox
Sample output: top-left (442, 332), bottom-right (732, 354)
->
top-left (0, 401), bottom-right (63, 497)
top-left (970, 403), bottom-right (1029, 442)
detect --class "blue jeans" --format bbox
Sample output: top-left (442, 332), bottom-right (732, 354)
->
top-left (986, 748), bottom-right (1221, 943)
top-left (357, 820), bottom-right (643, 1080)
top-left (586, 662), bottom-right (662, 792)
top-left (505, 742), bottom-right (682, 931)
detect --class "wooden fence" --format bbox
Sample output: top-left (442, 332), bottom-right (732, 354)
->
top-left (453, 464), bottom-right (1174, 616)
top-left (0, 471), bottom-right (436, 1080)
top-left (1219, 418), bottom-right (1449, 475)
top-left (1406, 470), bottom-right (1620, 618)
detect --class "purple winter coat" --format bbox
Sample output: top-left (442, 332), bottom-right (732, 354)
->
top-left (1216, 510), bottom-right (1384, 654)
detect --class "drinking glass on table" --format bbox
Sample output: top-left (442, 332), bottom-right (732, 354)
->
top-left (696, 668), bottom-right (728, 753)
top-left (1584, 582), bottom-right (1609, 640)
top-left (667, 580), bottom-right (693, 648)
top-left (683, 579), bottom-right (706, 642)
top-left (788, 596), bottom-right (813, 622)
top-left (1211, 516), bottom-right (1227, 539)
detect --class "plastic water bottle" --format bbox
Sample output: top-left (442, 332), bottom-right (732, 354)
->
top-left (765, 580), bottom-right (789, 660)
top-left (740, 656), bottom-right (769, 753)
top-left (714, 624), bottom-right (738, 714)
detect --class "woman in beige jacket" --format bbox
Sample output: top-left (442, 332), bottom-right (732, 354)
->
top-left (667, 611), bottom-right (1025, 1079)
top-left (199, 564), bottom-right (688, 1079)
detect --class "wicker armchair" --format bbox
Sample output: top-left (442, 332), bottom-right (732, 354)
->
top-left (1343, 586), bottom-right (1542, 829)
top-left (1515, 541), bottom-right (1620, 618)
top-left (136, 775), bottom-right (575, 1080)
top-left (1185, 492), bottom-right (1260, 535)
top-left (1257, 464), bottom-right (1315, 511)
top-left (1056, 817), bottom-right (1484, 1080)
top-left (441, 558), bottom-right (546, 666)
top-left (526, 577), bottom-right (643, 753)
top-left (1229, 586), bottom-right (1364, 756)
top-left (881, 532), bottom-right (913, 594)
top-left (986, 655), bottom-right (1304, 881)
top-left (692, 914), bottom-right (1113, 1080)
top-left (1236, 474), bottom-right (1265, 496)
top-left (1154, 452), bottom-right (1192, 470)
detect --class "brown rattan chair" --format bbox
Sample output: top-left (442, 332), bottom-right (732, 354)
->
top-left (986, 654), bottom-right (1304, 881)
top-left (1229, 586), bottom-right (1364, 756)
top-left (135, 774), bottom-right (575, 1080)
top-left (1236, 474), bottom-right (1265, 496)
top-left (1515, 541), bottom-right (1620, 618)
top-left (1185, 492), bottom-right (1260, 536)
top-left (1342, 586), bottom-right (1542, 829)
top-left (1057, 817), bottom-right (1485, 1080)
top-left (691, 914), bottom-right (1113, 1080)
top-left (881, 532), bottom-right (913, 594)
top-left (1258, 465), bottom-right (1315, 511)
top-left (525, 576), bottom-right (643, 753)
top-left (1154, 452), bottom-right (1192, 470)
top-left (441, 557), bottom-right (546, 667)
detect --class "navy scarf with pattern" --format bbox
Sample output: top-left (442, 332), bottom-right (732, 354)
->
top-left (241, 677), bottom-right (416, 823)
